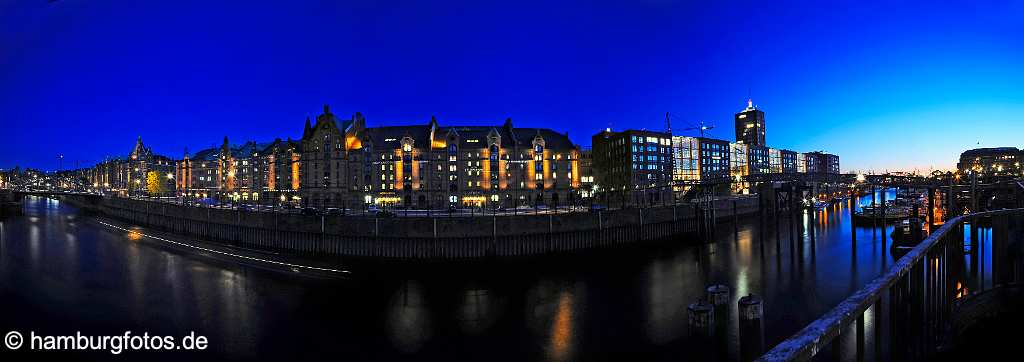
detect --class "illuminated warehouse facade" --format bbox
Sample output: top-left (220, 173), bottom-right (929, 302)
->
top-left (87, 137), bottom-right (174, 196)
top-left (170, 105), bottom-right (582, 209)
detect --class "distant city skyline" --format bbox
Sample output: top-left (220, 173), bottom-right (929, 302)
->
top-left (2, 1), bottom-right (1022, 172)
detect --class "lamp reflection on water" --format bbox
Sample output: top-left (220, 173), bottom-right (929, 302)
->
top-left (526, 280), bottom-right (581, 362)
top-left (457, 288), bottom-right (503, 336)
top-left (386, 280), bottom-right (432, 353)
top-left (549, 291), bottom-right (573, 362)
top-left (127, 227), bottom-right (143, 241)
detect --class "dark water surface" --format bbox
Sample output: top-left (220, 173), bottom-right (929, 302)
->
top-left (0, 193), bottom-right (961, 361)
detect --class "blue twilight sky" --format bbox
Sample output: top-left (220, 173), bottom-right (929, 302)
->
top-left (1, 1), bottom-right (1022, 172)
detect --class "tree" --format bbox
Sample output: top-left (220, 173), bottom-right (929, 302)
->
top-left (146, 171), bottom-right (166, 196)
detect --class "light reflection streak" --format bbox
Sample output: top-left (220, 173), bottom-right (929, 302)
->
top-left (94, 220), bottom-right (349, 275)
top-left (549, 291), bottom-right (573, 362)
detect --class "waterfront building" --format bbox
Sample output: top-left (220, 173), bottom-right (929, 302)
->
top-left (672, 136), bottom-right (701, 185)
top-left (178, 147), bottom-right (219, 199)
top-left (804, 151), bottom-right (840, 174)
top-left (348, 117), bottom-right (580, 209)
top-left (593, 129), bottom-right (673, 205)
top-left (166, 106), bottom-right (582, 209)
top-left (747, 145), bottom-right (771, 175)
top-left (958, 147), bottom-right (1023, 178)
top-left (88, 138), bottom-right (173, 196)
top-left (734, 99), bottom-right (765, 147)
top-left (280, 103), bottom-right (585, 209)
top-left (728, 142), bottom-right (750, 193)
top-left (261, 138), bottom-right (302, 204)
top-left (299, 106), bottom-right (358, 208)
top-left (176, 138), bottom-right (272, 201)
top-left (769, 148), bottom-right (782, 174)
top-left (88, 157), bottom-right (127, 193)
top-left (781, 149), bottom-right (798, 174)
top-left (127, 137), bottom-right (174, 196)
top-left (578, 148), bottom-right (595, 198)
top-left (672, 136), bottom-right (731, 195)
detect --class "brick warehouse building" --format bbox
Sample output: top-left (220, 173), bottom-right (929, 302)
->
top-left (169, 105), bottom-right (582, 209)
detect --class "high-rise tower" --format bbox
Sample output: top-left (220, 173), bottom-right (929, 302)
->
top-left (734, 99), bottom-right (765, 146)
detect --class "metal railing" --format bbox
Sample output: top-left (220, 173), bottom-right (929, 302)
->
top-left (759, 208), bottom-right (1024, 361)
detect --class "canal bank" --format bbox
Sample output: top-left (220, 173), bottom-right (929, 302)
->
top-left (60, 194), bottom-right (764, 261)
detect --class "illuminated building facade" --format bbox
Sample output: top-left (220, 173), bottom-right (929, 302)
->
top-left (262, 138), bottom-right (302, 203)
top-left (804, 152), bottom-right (840, 174)
top-left (348, 117), bottom-right (580, 209)
top-left (578, 148), bottom-right (594, 198)
top-left (957, 147), bottom-right (1023, 177)
top-left (747, 145), bottom-right (771, 175)
top-left (165, 105), bottom-right (582, 209)
top-left (593, 129), bottom-right (673, 205)
top-left (673, 136), bottom-right (731, 195)
top-left (299, 106), bottom-right (358, 208)
top-left (781, 149), bottom-right (798, 174)
top-left (87, 137), bottom-right (173, 195)
top-left (176, 138), bottom-right (272, 201)
top-left (734, 99), bottom-right (765, 147)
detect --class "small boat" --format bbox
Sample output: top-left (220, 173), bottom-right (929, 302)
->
top-left (890, 217), bottom-right (926, 259)
top-left (852, 205), bottom-right (911, 226)
top-left (890, 217), bottom-right (925, 244)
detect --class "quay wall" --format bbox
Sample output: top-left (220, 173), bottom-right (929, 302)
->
top-left (62, 195), bottom-right (760, 260)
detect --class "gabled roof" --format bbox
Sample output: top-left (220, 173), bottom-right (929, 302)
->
top-left (511, 128), bottom-right (575, 149)
top-left (190, 147), bottom-right (220, 161)
top-left (259, 138), bottom-right (302, 154)
top-left (232, 141), bottom-right (274, 157)
top-left (364, 125), bottom-right (432, 149)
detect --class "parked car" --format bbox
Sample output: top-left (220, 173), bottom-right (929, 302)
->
top-left (301, 207), bottom-right (320, 216)
top-left (324, 208), bottom-right (344, 216)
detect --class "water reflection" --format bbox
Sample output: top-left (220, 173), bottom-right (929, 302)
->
top-left (457, 287), bottom-right (503, 336)
top-left (0, 191), bottom-right (955, 361)
top-left (548, 291), bottom-right (573, 362)
top-left (387, 280), bottom-right (432, 353)
top-left (645, 256), bottom-right (686, 345)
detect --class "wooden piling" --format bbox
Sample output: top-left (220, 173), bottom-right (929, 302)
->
top-left (738, 294), bottom-right (765, 361)
top-left (688, 300), bottom-right (715, 338)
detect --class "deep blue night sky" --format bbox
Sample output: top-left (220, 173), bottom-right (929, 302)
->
top-left (2, 1), bottom-right (1022, 172)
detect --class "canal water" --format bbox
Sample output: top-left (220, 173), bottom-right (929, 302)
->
top-left (0, 193), bottom-right (976, 361)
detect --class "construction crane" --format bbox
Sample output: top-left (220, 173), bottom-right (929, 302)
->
top-left (666, 112), bottom-right (715, 138)
top-left (681, 121), bottom-right (715, 138)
